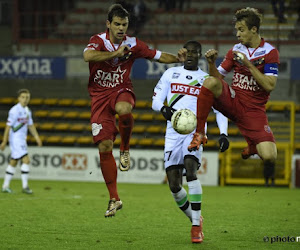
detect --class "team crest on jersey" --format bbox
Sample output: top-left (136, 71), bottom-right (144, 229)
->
top-left (172, 73), bottom-right (180, 79)
top-left (186, 75), bottom-right (192, 80)
top-left (264, 125), bottom-right (271, 133)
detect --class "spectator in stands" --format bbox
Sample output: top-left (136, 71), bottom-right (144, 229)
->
top-left (152, 40), bottom-right (229, 243)
top-left (187, 8), bottom-right (279, 187)
top-left (83, 4), bottom-right (185, 218)
top-left (271, 0), bottom-right (287, 23)
top-left (132, 0), bottom-right (147, 35)
top-left (0, 89), bottom-right (42, 194)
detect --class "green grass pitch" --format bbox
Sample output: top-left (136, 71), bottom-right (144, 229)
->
top-left (0, 180), bottom-right (299, 250)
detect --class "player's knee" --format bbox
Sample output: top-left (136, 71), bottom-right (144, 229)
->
top-left (168, 179), bottom-right (181, 193)
top-left (261, 152), bottom-right (277, 162)
top-left (186, 171), bottom-right (197, 182)
top-left (98, 140), bottom-right (113, 152)
top-left (203, 76), bottom-right (220, 90)
top-left (115, 102), bottom-right (132, 115)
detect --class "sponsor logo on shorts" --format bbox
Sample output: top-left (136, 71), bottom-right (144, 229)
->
top-left (92, 123), bottom-right (103, 136)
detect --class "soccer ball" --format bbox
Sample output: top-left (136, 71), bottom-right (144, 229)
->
top-left (171, 109), bottom-right (197, 134)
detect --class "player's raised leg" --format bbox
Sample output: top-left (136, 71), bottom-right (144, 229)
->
top-left (188, 77), bottom-right (221, 151)
top-left (115, 92), bottom-right (135, 171)
top-left (257, 141), bottom-right (277, 186)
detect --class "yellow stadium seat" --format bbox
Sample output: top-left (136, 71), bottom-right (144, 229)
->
top-left (0, 97), bottom-right (16, 105)
top-left (139, 113), bottom-right (154, 121)
top-left (138, 138), bottom-right (154, 146)
top-left (153, 138), bottom-right (165, 147)
top-left (132, 125), bottom-right (146, 133)
top-left (39, 123), bottom-right (55, 130)
top-left (30, 98), bottom-right (43, 105)
top-left (296, 104), bottom-right (300, 112)
top-left (45, 136), bottom-right (62, 144)
top-left (114, 137), bottom-right (121, 145)
top-left (64, 111), bottom-right (79, 119)
top-left (154, 113), bottom-right (166, 121)
top-left (207, 115), bottom-right (216, 122)
top-left (132, 113), bottom-right (139, 120)
top-left (85, 124), bottom-right (91, 131)
top-left (129, 138), bottom-right (138, 146)
top-left (34, 110), bottom-right (49, 118)
top-left (206, 140), bottom-right (217, 147)
top-left (54, 123), bottom-right (70, 131)
top-left (78, 112), bottom-right (91, 119)
top-left (76, 136), bottom-right (93, 144)
top-left (135, 100), bottom-right (149, 108)
top-left (73, 99), bottom-right (89, 107)
top-left (48, 110), bottom-right (64, 118)
top-left (44, 98), bottom-right (58, 106)
top-left (58, 98), bottom-right (73, 106)
top-left (228, 127), bottom-right (240, 135)
top-left (61, 136), bottom-right (76, 144)
top-left (0, 121), bottom-right (6, 129)
top-left (70, 124), bottom-right (85, 131)
top-left (146, 125), bottom-right (164, 134)
top-left (208, 127), bottom-right (220, 135)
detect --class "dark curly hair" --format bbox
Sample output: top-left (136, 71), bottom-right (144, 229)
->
top-left (107, 4), bottom-right (129, 22)
top-left (234, 7), bottom-right (262, 32)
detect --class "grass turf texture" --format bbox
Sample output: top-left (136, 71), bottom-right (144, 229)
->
top-left (0, 180), bottom-right (299, 250)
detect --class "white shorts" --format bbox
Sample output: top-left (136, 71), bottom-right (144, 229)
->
top-left (164, 132), bottom-right (203, 170)
top-left (9, 138), bottom-right (28, 160)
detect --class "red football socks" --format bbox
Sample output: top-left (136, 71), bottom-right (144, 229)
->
top-left (196, 86), bottom-right (215, 133)
top-left (119, 113), bottom-right (134, 151)
top-left (99, 151), bottom-right (119, 200)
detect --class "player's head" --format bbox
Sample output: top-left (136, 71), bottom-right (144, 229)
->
top-left (107, 4), bottom-right (129, 43)
top-left (17, 89), bottom-right (30, 107)
top-left (234, 7), bottom-right (262, 46)
top-left (183, 40), bottom-right (202, 70)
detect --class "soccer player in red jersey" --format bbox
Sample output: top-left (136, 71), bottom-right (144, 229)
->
top-left (83, 4), bottom-right (185, 217)
top-left (187, 8), bottom-right (279, 187)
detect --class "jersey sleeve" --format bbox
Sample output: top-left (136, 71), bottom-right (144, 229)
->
top-left (6, 108), bottom-right (17, 126)
top-left (152, 69), bottom-right (171, 111)
top-left (218, 48), bottom-right (234, 76)
top-left (213, 108), bottom-right (228, 135)
top-left (264, 49), bottom-right (280, 76)
top-left (135, 39), bottom-right (160, 60)
top-left (28, 109), bottom-right (33, 126)
top-left (83, 35), bottom-right (103, 53)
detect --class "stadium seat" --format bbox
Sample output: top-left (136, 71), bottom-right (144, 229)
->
top-left (146, 125), bottom-right (164, 134)
top-left (139, 113), bottom-right (154, 121)
top-left (132, 125), bottom-right (146, 133)
top-left (48, 111), bottom-right (64, 118)
top-left (70, 123), bottom-right (85, 132)
top-left (228, 127), bottom-right (240, 135)
top-left (44, 98), bottom-right (58, 106)
top-left (58, 99), bottom-right (73, 106)
top-left (208, 127), bottom-right (220, 135)
top-left (153, 138), bottom-right (165, 147)
top-left (0, 121), bottom-right (6, 129)
top-left (114, 137), bottom-right (121, 145)
top-left (30, 98), bottom-right (43, 105)
top-left (129, 138), bottom-right (138, 146)
top-left (45, 135), bottom-right (62, 144)
top-left (206, 140), bottom-right (217, 148)
top-left (78, 111), bottom-right (91, 119)
top-left (39, 123), bottom-right (55, 131)
top-left (54, 123), bottom-right (70, 131)
top-left (61, 136), bottom-right (77, 144)
top-left (73, 99), bottom-right (90, 107)
top-left (135, 100), bottom-right (149, 108)
top-left (154, 113), bottom-right (166, 121)
top-left (0, 97), bottom-right (16, 105)
top-left (138, 138), bottom-right (154, 146)
top-left (34, 110), bottom-right (49, 118)
top-left (64, 111), bottom-right (79, 119)
top-left (76, 136), bottom-right (93, 144)
top-left (207, 115), bottom-right (216, 122)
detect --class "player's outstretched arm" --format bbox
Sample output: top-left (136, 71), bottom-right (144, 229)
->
top-left (83, 45), bottom-right (131, 62)
top-left (158, 52), bottom-right (181, 63)
top-left (0, 125), bottom-right (10, 151)
top-left (205, 49), bottom-right (224, 79)
top-left (28, 124), bottom-right (42, 146)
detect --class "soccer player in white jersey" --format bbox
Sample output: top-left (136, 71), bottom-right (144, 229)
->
top-left (152, 41), bottom-right (229, 244)
top-left (0, 89), bottom-right (42, 194)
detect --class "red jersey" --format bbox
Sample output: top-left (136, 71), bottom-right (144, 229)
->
top-left (84, 30), bottom-right (160, 97)
top-left (217, 39), bottom-right (279, 107)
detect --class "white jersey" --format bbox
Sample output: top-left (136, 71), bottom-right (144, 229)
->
top-left (7, 103), bottom-right (33, 159)
top-left (152, 66), bottom-right (228, 169)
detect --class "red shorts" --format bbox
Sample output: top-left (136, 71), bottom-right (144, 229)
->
top-left (213, 79), bottom-right (275, 146)
top-left (90, 88), bottom-right (135, 144)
